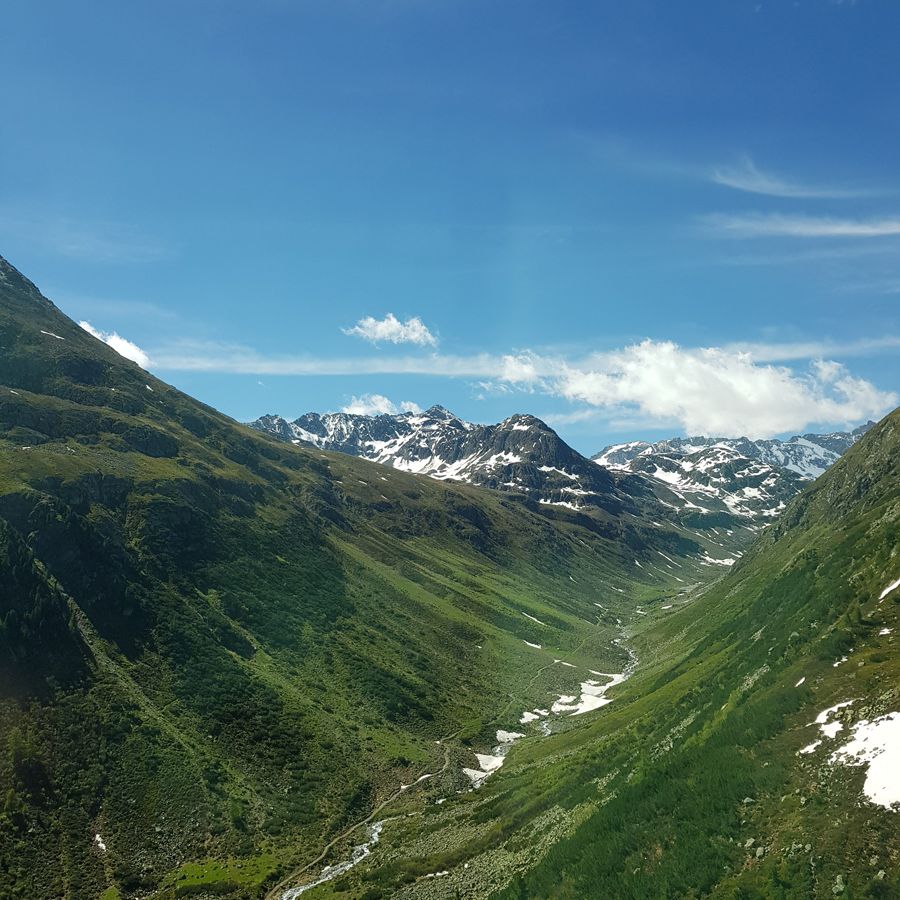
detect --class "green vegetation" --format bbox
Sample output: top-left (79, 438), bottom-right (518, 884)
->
top-left (2, 254), bottom-right (897, 899)
top-left (0, 256), bottom-right (684, 898)
top-left (338, 410), bottom-right (900, 898)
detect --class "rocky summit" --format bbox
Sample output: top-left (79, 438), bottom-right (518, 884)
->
top-left (251, 406), bottom-right (624, 513)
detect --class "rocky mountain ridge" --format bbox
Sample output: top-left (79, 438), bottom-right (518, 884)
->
top-left (594, 426), bottom-right (872, 480)
top-left (251, 408), bottom-right (870, 530)
top-left (252, 406), bottom-right (625, 513)
top-left (591, 426), bottom-right (872, 527)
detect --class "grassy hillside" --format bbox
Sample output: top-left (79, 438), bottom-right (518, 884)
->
top-left (0, 256), bottom-right (692, 899)
top-left (332, 410), bottom-right (899, 899)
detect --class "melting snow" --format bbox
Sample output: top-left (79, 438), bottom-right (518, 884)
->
top-left (523, 640), bottom-right (542, 649)
top-left (799, 701), bottom-right (857, 754)
top-left (496, 730), bottom-right (525, 743)
top-left (701, 554), bottom-right (736, 567)
top-left (878, 577), bottom-right (900, 602)
top-left (879, 628), bottom-right (893, 636)
top-left (462, 767), bottom-right (490, 784)
top-left (799, 701), bottom-right (856, 752)
top-left (94, 834), bottom-right (107, 852)
top-left (830, 712), bottom-right (900, 809)
top-left (795, 677), bottom-right (806, 687)
top-left (40, 330), bottom-right (64, 340)
top-left (551, 695), bottom-right (578, 713)
top-left (522, 612), bottom-right (547, 626)
top-left (537, 465), bottom-right (578, 480)
top-left (475, 753), bottom-right (505, 772)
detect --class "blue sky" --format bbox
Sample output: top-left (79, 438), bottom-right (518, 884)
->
top-left (2, 0), bottom-right (899, 453)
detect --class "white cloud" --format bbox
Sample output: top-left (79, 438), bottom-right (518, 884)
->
top-left (710, 157), bottom-right (866, 199)
top-left (150, 340), bottom-right (511, 377)
top-left (147, 336), bottom-right (894, 438)
top-left (554, 340), bottom-right (895, 438)
top-left (79, 321), bottom-right (152, 368)
top-left (343, 313), bottom-right (437, 346)
top-left (340, 394), bottom-right (421, 416)
top-left (724, 335), bottom-right (900, 362)
top-left (704, 213), bottom-right (900, 239)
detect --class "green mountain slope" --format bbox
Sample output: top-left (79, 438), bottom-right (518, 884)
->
top-left (0, 256), bottom-right (691, 899)
top-left (338, 410), bottom-right (899, 898)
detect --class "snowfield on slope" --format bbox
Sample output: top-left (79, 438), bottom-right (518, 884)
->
top-left (831, 712), bottom-right (900, 810)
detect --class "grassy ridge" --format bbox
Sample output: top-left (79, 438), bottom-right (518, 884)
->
top-left (0, 256), bottom-right (685, 899)
top-left (339, 412), bottom-right (899, 898)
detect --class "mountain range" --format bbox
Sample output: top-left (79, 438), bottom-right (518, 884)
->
top-left (1, 253), bottom-right (897, 900)
top-left (251, 407), bottom-right (869, 561)
top-left (252, 407), bottom-right (623, 513)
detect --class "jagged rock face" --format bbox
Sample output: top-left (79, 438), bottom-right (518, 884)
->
top-left (252, 408), bottom-right (871, 529)
top-left (592, 426), bottom-right (872, 525)
top-left (594, 426), bottom-right (872, 479)
top-left (251, 406), bottom-right (622, 512)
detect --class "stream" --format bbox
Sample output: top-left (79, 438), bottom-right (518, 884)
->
top-left (278, 634), bottom-right (637, 898)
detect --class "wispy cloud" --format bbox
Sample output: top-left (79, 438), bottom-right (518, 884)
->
top-left (151, 340), bottom-right (505, 376)
top-left (703, 239), bottom-right (900, 268)
top-left (0, 211), bottom-right (171, 264)
top-left (710, 156), bottom-right (869, 199)
top-left (704, 212), bottom-right (900, 239)
top-left (52, 292), bottom-right (178, 321)
top-left (341, 394), bottom-right (421, 416)
top-left (79, 321), bottom-right (152, 368)
top-left (343, 313), bottom-right (437, 347)
top-left (725, 335), bottom-right (900, 362)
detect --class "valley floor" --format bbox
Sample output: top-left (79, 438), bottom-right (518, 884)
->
top-left (268, 575), bottom-right (679, 900)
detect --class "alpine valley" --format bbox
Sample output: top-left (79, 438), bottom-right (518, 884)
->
top-left (2, 254), bottom-right (898, 900)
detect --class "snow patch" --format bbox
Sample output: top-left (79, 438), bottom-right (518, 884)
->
top-left (831, 712), bottom-right (900, 810)
top-left (474, 753), bottom-right (505, 773)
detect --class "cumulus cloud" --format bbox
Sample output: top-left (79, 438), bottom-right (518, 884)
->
top-left (79, 320), bottom-right (151, 368)
top-left (343, 313), bottom-right (437, 346)
top-left (553, 340), bottom-right (895, 438)
top-left (341, 394), bottom-right (421, 416)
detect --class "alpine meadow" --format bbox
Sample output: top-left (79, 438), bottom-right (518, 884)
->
top-left (2, 2), bottom-right (900, 899)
